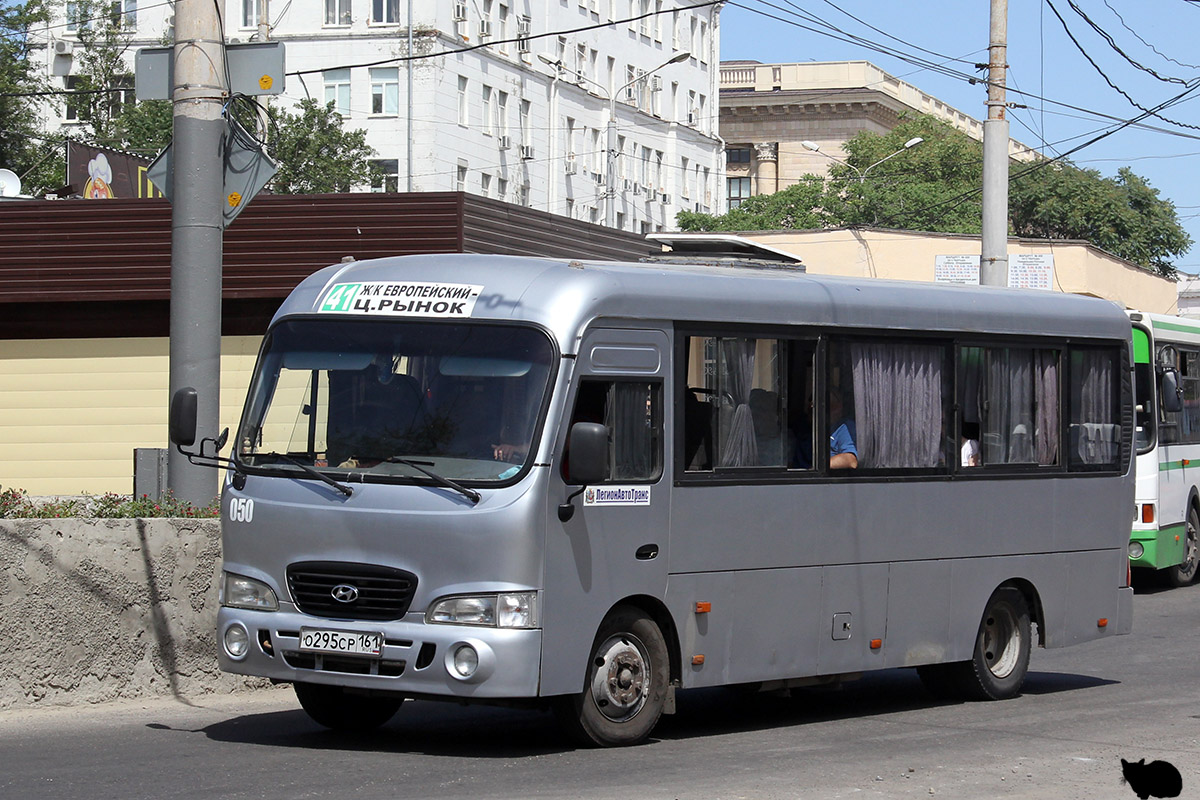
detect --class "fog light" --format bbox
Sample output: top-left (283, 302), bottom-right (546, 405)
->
top-left (224, 624), bottom-right (249, 660)
top-left (452, 644), bottom-right (479, 678)
top-left (1129, 542), bottom-right (1145, 559)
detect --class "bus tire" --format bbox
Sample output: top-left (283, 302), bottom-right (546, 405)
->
top-left (918, 587), bottom-right (1031, 701)
top-left (554, 605), bottom-right (669, 747)
top-left (1167, 506), bottom-right (1199, 587)
top-left (293, 682), bottom-right (403, 731)
top-left (960, 587), bottom-right (1032, 700)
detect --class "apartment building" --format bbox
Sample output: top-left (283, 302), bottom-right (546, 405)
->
top-left (38, 0), bottom-right (725, 231)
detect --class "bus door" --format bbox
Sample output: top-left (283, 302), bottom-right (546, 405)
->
top-left (539, 328), bottom-right (671, 697)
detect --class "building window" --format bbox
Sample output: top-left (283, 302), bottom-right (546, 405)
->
top-left (371, 159), bottom-right (399, 193)
top-left (497, 177), bottom-right (508, 201)
top-left (241, 0), bottom-right (262, 28)
top-left (65, 2), bottom-right (85, 32)
top-left (456, 161), bottom-right (468, 192)
top-left (727, 177), bottom-right (751, 208)
top-left (113, 0), bottom-right (137, 29)
top-left (370, 68), bottom-right (399, 115)
top-left (323, 69), bottom-right (351, 116)
top-left (519, 99), bottom-right (531, 143)
top-left (482, 86), bottom-right (493, 135)
top-left (498, 3), bottom-right (509, 48)
top-left (458, 76), bottom-right (469, 126)
top-left (371, 0), bottom-right (398, 24)
top-left (496, 91), bottom-right (508, 137)
top-left (64, 75), bottom-right (85, 121)
top-left (325, 0), bottom-right (351, 26)
top-left (727, 147), bottom-right (752, 165)
top-left (481, 173), bottom-right (492, 197)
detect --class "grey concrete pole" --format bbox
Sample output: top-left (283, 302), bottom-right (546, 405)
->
top-left (981, 0), bottom-right (1009, 287)
top-left (167, 0), bottom-right (226, 506)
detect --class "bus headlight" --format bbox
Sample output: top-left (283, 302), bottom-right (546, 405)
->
top-left (427, 592), bottom-right (538, 628)
top-left (1129, 542), bottom-right (1145, 559)
top-left (221, 572), bottom-right (279, 611)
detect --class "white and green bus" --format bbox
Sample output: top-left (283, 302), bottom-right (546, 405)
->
top-left (172, 254), bottom-right (1136, 746)
top-left (1129, 312), bottom-right (1197, 586)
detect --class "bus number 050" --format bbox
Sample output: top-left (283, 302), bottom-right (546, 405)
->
top-left (229, 497), bottom-right (254, 523)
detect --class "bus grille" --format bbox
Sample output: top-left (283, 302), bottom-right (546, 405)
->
top-left (286, 561), bottom-right (417, 621)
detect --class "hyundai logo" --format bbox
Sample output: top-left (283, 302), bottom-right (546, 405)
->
top-left (331, 584), bottom-right (360, 604)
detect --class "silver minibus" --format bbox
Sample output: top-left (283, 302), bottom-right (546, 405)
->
top-left (172, 253), bottom-right (1135, 746)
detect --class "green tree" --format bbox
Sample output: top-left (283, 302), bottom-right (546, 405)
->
top-left (1009, 164), bottom-right (1191, 277)
top-left (0, 1), bottom-right (60, 193)
top-left (681, 113), bottom-right (1191, 275)
top-left (266, 98), bottom-right (378, 193)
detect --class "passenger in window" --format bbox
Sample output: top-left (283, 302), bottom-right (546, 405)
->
top-left (961, 421), bottom-right (981, 467)
top-left (828, 388), bottom-right (858, 470)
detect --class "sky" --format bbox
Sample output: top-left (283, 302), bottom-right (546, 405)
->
top-left (718, 0), bottom-right (1200, 274)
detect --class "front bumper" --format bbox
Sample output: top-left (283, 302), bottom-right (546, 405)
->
top-left (217, 605), bottom-right (543, 699)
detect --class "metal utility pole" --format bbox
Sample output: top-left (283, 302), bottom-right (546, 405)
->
top-left (981, 0), bottom-right (1009, 287)
top-left (168, 0), bottom-right (227, 505)
top-left (407, 0), bottom-right (414, 192)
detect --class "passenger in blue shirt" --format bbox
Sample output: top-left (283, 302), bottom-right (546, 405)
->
top-left (828, 389), bottom-right (858, 470)
top-left (793, 389), bottom-right (858, 469)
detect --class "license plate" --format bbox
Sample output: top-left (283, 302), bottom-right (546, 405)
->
top-left (298, 627), bottom-right (383, 657)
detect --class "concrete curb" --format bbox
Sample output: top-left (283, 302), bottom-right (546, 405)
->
top-left (0, 518), bottom-right (267, 710)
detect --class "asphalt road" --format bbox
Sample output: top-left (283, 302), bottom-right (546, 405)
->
top-left (1, 577), bottom-right (1196, 800)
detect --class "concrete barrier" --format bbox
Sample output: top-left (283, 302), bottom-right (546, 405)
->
top-left (0, 518), bottom-right (267, 709)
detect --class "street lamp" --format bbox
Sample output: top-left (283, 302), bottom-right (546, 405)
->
top-left (540, 51), bottom-right (690, 228)
top-left (801, 136), bottom-right (924, 182)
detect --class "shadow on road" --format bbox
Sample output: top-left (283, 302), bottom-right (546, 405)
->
top-left (183, 665), bottom-right (1114, 756)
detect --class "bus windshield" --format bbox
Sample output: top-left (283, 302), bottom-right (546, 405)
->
top-left (237, 319), bottom-right (555, 483)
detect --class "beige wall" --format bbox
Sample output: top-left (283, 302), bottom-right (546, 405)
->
top-left (739, 229), bottom-right (1178, 314)
top-left (0, 336), bottom-right (263, 496)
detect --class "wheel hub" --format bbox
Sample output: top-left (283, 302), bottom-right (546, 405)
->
top-left (590, 634), bottom-right (649, 722)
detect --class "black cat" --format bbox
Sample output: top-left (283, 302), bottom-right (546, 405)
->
top-left (1121, 758), bottom-right (1182, 799)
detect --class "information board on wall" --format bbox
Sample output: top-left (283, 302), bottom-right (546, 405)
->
top-left (1008, 253), bottom-right (1054, 290)
top-left (934, 254), bottom-right (980, 285)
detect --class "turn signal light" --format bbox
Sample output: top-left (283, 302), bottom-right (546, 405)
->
top-left (1097, 618), bottom-right (1109, 628)
top-left (691, 655), bottom-right (705, 665)
top-left (869, 638), bottom-right (882, 650)
top-left (695, 602), bottom-right (711, 614)
top-left (1142, 504), bottom-right (1155, 524)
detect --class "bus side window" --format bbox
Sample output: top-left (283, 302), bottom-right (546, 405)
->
top-left (1067, 347), bottom-right (1120, 469)
top-left (829, 339), bottom-right (948, 470)
top-left (564, 380), bottom-right (662, 482)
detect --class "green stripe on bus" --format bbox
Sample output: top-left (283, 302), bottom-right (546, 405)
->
top-left (1132, 327), bottom-right (1151, 363)
top-left (1159, 460), bottom-right (1193, 472)
top-left (1152, 318), bottom-right (1200, 335)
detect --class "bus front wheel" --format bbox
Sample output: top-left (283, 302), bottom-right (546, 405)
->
top-left (293, 682), bottom-right (403, 731)
top-left (1168, 507), bottom-right (1199, 587)
top-left (554, 605), bottom-right (669, 747)
top-left (918, 587), bottom-right (1031, 701)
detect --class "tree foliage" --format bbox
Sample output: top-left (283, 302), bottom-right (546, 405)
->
top-left (0, 1), bottom-right (59, 193)
top-left (265, 98), bottom-right (378, 193)
top-left (679, 113), bottom-right (1191, 276)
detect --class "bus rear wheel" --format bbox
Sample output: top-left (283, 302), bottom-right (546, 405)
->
top-left (554, 605), bottom-right (669, 747)
top-left (1168, 507), bottom-right (1199, 587)
top-left (293, 682), bottom-right (403, 731)
top-left (917, 587), bottom-right (1031, 701)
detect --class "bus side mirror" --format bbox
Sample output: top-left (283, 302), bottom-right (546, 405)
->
top-left (558, 422), bottom-right (609, 522)
top-left (170, 387), bottom-right (198, 447)
top-left (567, 422), bottom-right (609, 485)
top-left (1161, 369), bottom-right (1183, 414)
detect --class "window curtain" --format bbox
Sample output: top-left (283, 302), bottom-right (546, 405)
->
top-left (984, 349), bottom-right (1034, 463)
top-left (1035, 351), bottom-right (1060, 465)
top-left (607, 383), bottom-right (654, 479)
top-left (1071, 351), bottom-right (1116, 466)
top-left (850, 343), bottom-right (943, 468)
top-left (717, 338), bottom-right (757, 467)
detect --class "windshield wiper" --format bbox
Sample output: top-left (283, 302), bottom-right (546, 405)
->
top-left (258, 452), bottom-right (354, 497)
top-left (378, 456), bottom-right (482, 504)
